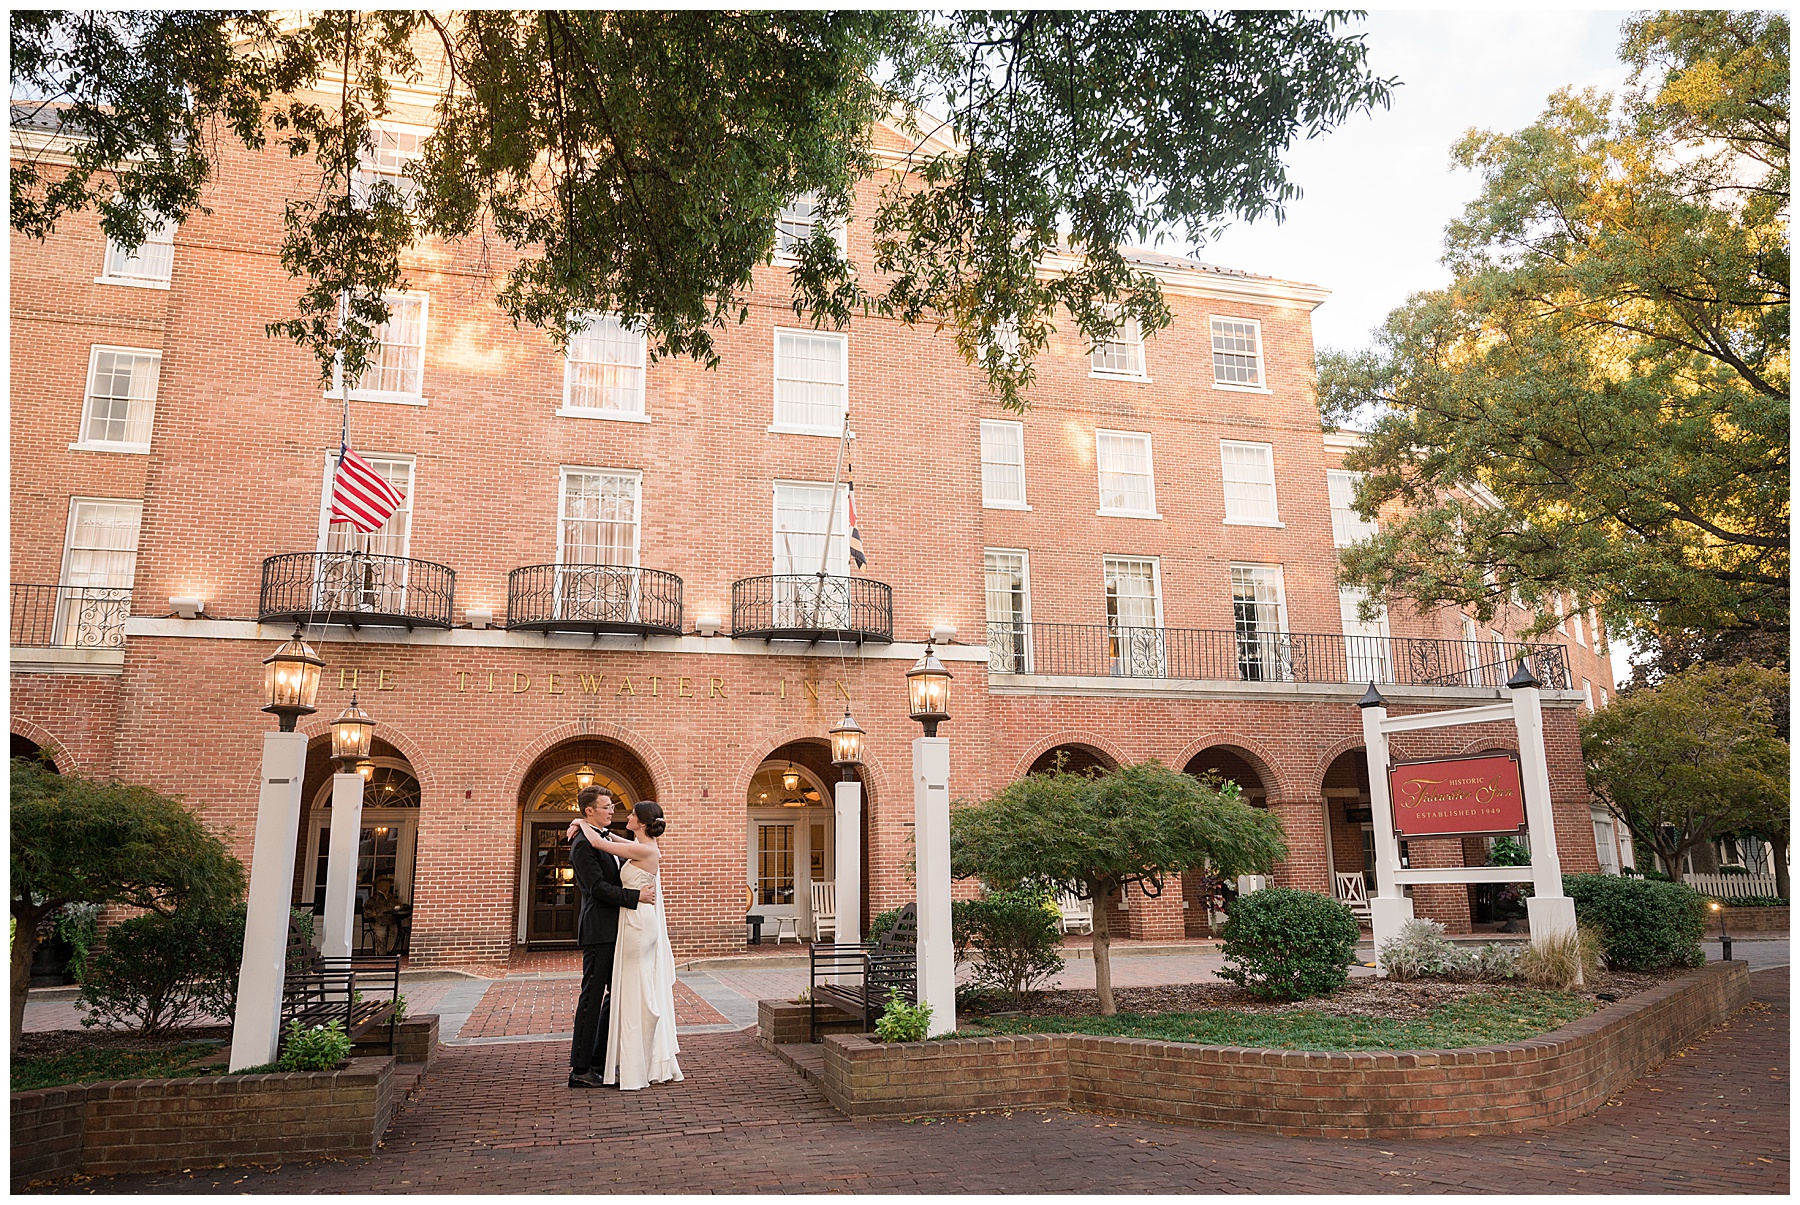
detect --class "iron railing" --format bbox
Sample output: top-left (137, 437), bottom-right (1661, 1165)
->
top-left (11, 583), bottom-right (131, 648)
top-left (259, 551), bottom-right (455, 629)
top-left (506, 563), bottom-right (684, 636)
top-left (984, 621), bottom-right (1570, 689)
top-left (732, 574), bottom-right (893, 644)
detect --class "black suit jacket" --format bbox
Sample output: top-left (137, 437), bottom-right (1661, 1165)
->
top-left (571, 830), bottom-right (641, 946)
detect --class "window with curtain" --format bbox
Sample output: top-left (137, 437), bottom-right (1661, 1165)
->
top-left (564, 313), bottom-right (646, 415)
top-left (984, 549), bottom-right (1030, 672)
top-left (80, 347), bottom-right (161, 449)
top-left (980, 420), bottom-right (1027, 507)
top-left (349, 294), bottom-right (428, 399)
top-left (1096, 430), bottom-right (1155, 515)
top-left (1232, 563), bottom-right (1289, 681)
top-left (1210, 316), bottom-right (1264, 387)
top-left (1221, 441), bottom-right (1279, 523)
top-left (559, 470), bottom-right (640, 566)
top-left (773, 330), bottom-right (847, 433)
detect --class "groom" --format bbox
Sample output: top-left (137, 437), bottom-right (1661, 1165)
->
top-left (568, 785), bottom-right (655, 1089)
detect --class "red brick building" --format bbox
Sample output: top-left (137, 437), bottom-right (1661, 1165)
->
top-left (11, 96), bottom-right (1620, 965)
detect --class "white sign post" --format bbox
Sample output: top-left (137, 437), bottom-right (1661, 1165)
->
top-left (833, 777), bottom-right (862, 945)
top-left (229, 731), bottom-right (309, 1070)
top-left (912, 735), bottom-right (956, 1037)
top-left (320, 770), bottom-right (366, 959)
top-left (1360, 662), bottom-right (1578, 984)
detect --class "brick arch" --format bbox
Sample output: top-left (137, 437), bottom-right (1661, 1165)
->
top-left (501, 720), bottom-right (674, 807)
top-left (1009, 731), bottom-right (1132, 782)
top-left (728, 728), bottom-right (889, 817)
top-left (290, 714), bottom-right (441, 799)
top-left (1457, 737), bottom-right (1520, 757)
top-left (1308, 735), bottom-right (1370, 798)
top-left (1170, 734), bottom-right (1287, 805)
top-left (10, 718), bottom-right (81, 775)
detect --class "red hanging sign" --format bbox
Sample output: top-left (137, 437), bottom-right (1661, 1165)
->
top-left (1387, 752), bottom-right (1527, 838)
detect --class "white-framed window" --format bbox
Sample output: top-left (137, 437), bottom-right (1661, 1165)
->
top-left (1327, 469), bottom-right (1378, 546)
top-left (984, 548), bottom-right (1032, 673)
top-left (1462, 614), bottom-right (1486, 685)
top-left (1593, 815), bottom-right (1620, 875)
top-left (1210, 316), bottom-right (1265, 390)
top-left (1339, 586), bottom-right (1391, 682)
top-left (773, 193), bottom-right (847, 264)
top-left (772, 328), bottom-right (847, 435)
top-left (1103, 556), bottom-right (1165, 677)
top-left (1582, 678), bottom-right (1595, 710)
top-left (1552, 594), bottom-right (1568, 635)
top-left (74, 346), bottom-right (161, 452)
top-left (772, 481), bottom-right (848, 576)
top-left (980, 419), bottom-right (1028, 509)
top-left (1491, 628), bottom-right (1508, 675)
top-left (1598, 685), bottom-right (1609, 709)
top-left (1095, 430), bottom-right (1158, 518)
top-left (98, 217), bottom-right (176, 287)
top-left (341, 293), bottom-right (428, 403)
top-left (353, 122), bottom-right (428, 210)
top-left (559, 468), bottom-right (641, 566)
top-left (1231, 563), bottom-right (1290, 681)
top-left (561, 313), bottom-right (647, 419)
top-left (318, 451), bottom-right (414, 560)
top-left (1570, 600), bottom-right (1587, 647)
top-left (1220, 440), bottom-right (1281, 525)
top-left (1090, 314), bottom-right (1148, 379)
top-left (55, 498), bottom-right (141, 647)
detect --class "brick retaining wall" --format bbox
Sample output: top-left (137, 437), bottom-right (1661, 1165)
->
top-left (351, 1013), bottom-right (441, 1064)
top-left (1720, 906), bottom-right (1788, 935)
top-left (11, 1057), bottom-right (395, 1189)
top-left (756, 1000), bottom-right (862, 1047)
top-left (809, 962), bottom-right (1751, 1138)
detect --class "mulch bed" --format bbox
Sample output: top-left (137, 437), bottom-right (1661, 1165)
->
top-left (16, 1024), bottom-right (232, 1059)
top-left (965, 969), bottom-right (1675, 1025)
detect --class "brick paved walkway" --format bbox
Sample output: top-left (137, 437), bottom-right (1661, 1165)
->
top-left (39, 967), bottom-right (1786, 1194)
top-left (459, 979), bottom-right (726, 1039)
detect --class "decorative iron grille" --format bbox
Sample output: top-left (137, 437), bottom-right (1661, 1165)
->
top-left (985, 622), bottom-right (1570, 689)
top-left (732, 574), bottom-right (892, 643)
top-left (259, 551), bottom-right (455, 629)
top-left (505, 564), bottom-right (683, 635)
top-left (11, 583), bottom-right (131, 648)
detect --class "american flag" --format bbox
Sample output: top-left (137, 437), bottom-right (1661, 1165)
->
top-left (847, 482), bottom-right (867, 569)
top-left (330, 437), bottom-right (405, 533)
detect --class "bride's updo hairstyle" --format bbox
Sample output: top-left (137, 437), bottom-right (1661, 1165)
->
top-left (633, 801), bottom-right (667, 838)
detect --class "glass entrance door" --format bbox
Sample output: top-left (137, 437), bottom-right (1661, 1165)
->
top-left (526, 822), bottom-right (579, 945)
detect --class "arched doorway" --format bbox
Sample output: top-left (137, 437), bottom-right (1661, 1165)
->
top-left (12, 734), bottom-right (56, 771)
top-left (1322, 748), bottom-right (1377, 893)
top-left (297, 749), bottom-right (422, 954)
top-left (1183, 747), bottom-right (1268, 807)
top-left (747, 739), bottom-right (861, 941)
top-left (516, 738), bottom-right (654, 949)
top-left (1028, 743), bottom-right (1116, 777)
top-left (1180, 746), bottom-right (1271, 935)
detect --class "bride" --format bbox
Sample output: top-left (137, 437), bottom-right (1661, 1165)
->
top-left (568, 801), bottom-right (683, 1090)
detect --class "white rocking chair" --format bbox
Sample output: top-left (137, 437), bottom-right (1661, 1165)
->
top-left (1335, 872), bottom-right (1373, 926)
top-left (809, 881), bottom-right (837, 942)
top-left (1057, 891), bottom-right (1093, 935)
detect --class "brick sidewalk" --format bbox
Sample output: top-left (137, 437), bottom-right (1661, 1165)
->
top-left (459, 979), bottom-right (726, 1039)
top-left (31, 968), bottom-right (1788, 1194)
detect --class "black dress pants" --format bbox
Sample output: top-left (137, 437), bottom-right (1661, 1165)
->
top-left (570, 941), bottom-right (615, 1072)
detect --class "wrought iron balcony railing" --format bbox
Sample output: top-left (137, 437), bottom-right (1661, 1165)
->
top-left (984, 621), bottom-right (1571, 690)
top-left (259, 551), bottom-right (456, 630)
top-left (732, 574), bottom-right (893, 644)
top-left (11, 583), bottom-right (131, 649)
top-left (506, 563), bottom-right (684, 636)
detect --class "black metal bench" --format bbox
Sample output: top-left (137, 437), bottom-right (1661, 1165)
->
top-left (808, 903), bottom-right (917, 1042)
top-left (280, 921), bottom-right (401, 1055)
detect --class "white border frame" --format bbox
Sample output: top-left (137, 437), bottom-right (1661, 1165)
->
top-left (1094, 429), bottom-right (1162, 519)
top-left (69, 344), bottom-right (161, 454)
top-left (771, 479), bottom-right (850, 575)
top-left (59, 495), bottom-right (144, 586)
top-left (556, 465), bottom-right (644, 568)
top-left (769, 327), bottom-right (849, 437)
top-left (1229, 561), bottom-right (1291, 635)
top-left (1101, 554), bottom-right (1165, 630)
top-left (316, 449), bottom-right (417, 559)
top-left (771, 192), bottom-right (849, 267)
top-left (979, 419), bottom-right (1031, 510)
top-left (558, 312), bottom-right (651, 423)
top-left (1220, 439), bottom-right (1284, 527)
top-left (1088, 315), bottom-right (1151, 382)
top-left (1326, 468), bottom-right (1375, 546)
top-left (1208, 314), bottom-right (1271, 393)
top-left (327, 292), bottom-right (430, 407)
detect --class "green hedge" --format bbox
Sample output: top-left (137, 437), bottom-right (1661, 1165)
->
top-left (1562, 873), bottom-right (1706, 971)
top-left (1218, 887), bottom-right (1360, 1000)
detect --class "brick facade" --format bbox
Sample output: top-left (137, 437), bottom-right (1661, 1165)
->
top-left (12, 92), bottom-right (1610, 966)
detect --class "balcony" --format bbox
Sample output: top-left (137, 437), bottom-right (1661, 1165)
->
top-left (732, 574), bottom-right (893, 644)
top-left (259, 551), bottom-right (456, 630)
top-left (984, 622), bottom-right (1571, 689)
top-left (506, 564), bottom-right (684, 637)
top-left (11, 583), bottom-right (130, 649)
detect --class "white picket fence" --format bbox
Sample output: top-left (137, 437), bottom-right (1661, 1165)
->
top-left (1683, 872), bottom-right (1780, 900)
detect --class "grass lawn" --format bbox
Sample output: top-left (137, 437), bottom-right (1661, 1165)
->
top-left (952, 988), bottom-right (1596, 1051)
top-left (12, 1043), bottom-right (220, 1092)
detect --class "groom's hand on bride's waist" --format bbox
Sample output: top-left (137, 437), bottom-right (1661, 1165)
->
top-left (638, 880), bottom-right (657, 906)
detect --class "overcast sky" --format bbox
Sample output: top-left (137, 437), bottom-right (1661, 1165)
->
top-left (1191, 10), bottom-right (1640, 684)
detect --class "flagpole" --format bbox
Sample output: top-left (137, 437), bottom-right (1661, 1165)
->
top-left (812, 408), bottom-right (852, 620)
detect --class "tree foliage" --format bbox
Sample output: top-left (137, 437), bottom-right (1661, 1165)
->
top-left (1316, 11), bottom-right (1788, 648)
top-left (1580, 663), bottom-right (1788, 885)
top-left (11, 10), bottom-right (1392, 406)
top-left (9, 757), bottom-right (245, 1043)
top-left (949, 759), bottom-right (1286, 1014)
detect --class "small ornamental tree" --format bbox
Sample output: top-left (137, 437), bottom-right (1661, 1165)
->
top-left (10, 758), bottom-right (245, 1043)
top-left (950, 759), bottom-right (1287, 1015)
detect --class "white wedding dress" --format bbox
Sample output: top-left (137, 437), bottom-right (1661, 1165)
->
top-left (604, 862), bottom-right (684, 1090)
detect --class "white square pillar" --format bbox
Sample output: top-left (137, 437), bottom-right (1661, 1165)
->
top-left (321, 771), bottom-right (366, 959)
top-left (229, 731), bottom-right (308, 1071)
top-left (833, 779), bottom-right (862, 945)
top-left (911, 736), bottom-right (955, 1037)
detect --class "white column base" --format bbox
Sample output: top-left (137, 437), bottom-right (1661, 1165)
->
top-left (229, 731), bottom-right (309, 1071)
top-left (833, 780), bottom-right (862, 946)
top-left (912, 737), bottom-right (956, 1038)
top-left (1369, 895), bottom-right (1415, 976)
top-left (321, 772), bottom-right (365, 961)
top-left (1526, 894), bottom-right (1582, 986)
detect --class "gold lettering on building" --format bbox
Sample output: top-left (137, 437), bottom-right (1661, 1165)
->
top-left (804, 680), bottom-right (820, 701)
top-left (678, 676), bottom-right (693, 698)
top-left (456, 670), bottom-right (473, 692)
top-left (779, 679), bottom-right (787, 700)
top-left (836, 679), bottom-right (851, 699)
top-left (487, 671), bottom-right (497, 693)
top-left (513, 672), bottom-right (531, 694)
top-left (377, 668), bottom-right (395, 691)
top-left (648, 675), bottom-right (661, 697)
top-left (547, 672), bottom-right (563, 696)
top-left (580, 673), bottom-right (605, 694)
top-left (338, 668), bottom-right (359, 691)
top-left (710, 677), bottom-right (726, 698)
top-left (617, 677), bottom-right (637, 696)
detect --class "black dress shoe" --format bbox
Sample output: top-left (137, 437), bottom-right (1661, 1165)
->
top-left (568, 1070), bottom-right (606, 1088)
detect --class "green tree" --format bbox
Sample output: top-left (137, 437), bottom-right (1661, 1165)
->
top-left (949, 759), bottom-right (1287, 1015)
top-left (1316, 11), bottom-right (1788, 650)
top-left (9, 758), bottom-right (245, 1044)
top-left (11, 10), bottom-right (1392, 407)
top-left (1580, 664), bottom-right (1788, 885)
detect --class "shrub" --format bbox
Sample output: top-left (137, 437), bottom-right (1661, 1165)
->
top-left (53, 902), bottom-right (102, 981)
top-left (1468, 942), bottom-right (1522, 982)
top-left (1519, 927), bottom-right (1601, 991)
top-left (1218, 888), bottom-right (1360, 1000)
top-left (279, 1019), bottom-right (352, 1071)
top-left (1378, 919), bottom-right (1472, 981)
top-left (77, 904), bottom-right (245, 1032)
top-left (952, 888), bottom-right (1065, 999)
top-left (1562, 873), bottom-right (1706, 970)
top-left (873, 989), bottom-right (931, 1043)
top-left (867, 906), bottom-right (905, 946)
top-left (1712, 895), bottom-right (1788, 908)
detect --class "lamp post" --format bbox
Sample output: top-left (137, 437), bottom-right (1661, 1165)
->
top-left (829, 710), bottom-right (866, 946)
top-left (230, 627), bottom-right (324, 1071)
top-left (1711, 900), bottom-right (1733, 962)
top-left (906, 642), bottom-right (956, 1036)
top-left (321, 695), bottom-right (376, 960)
